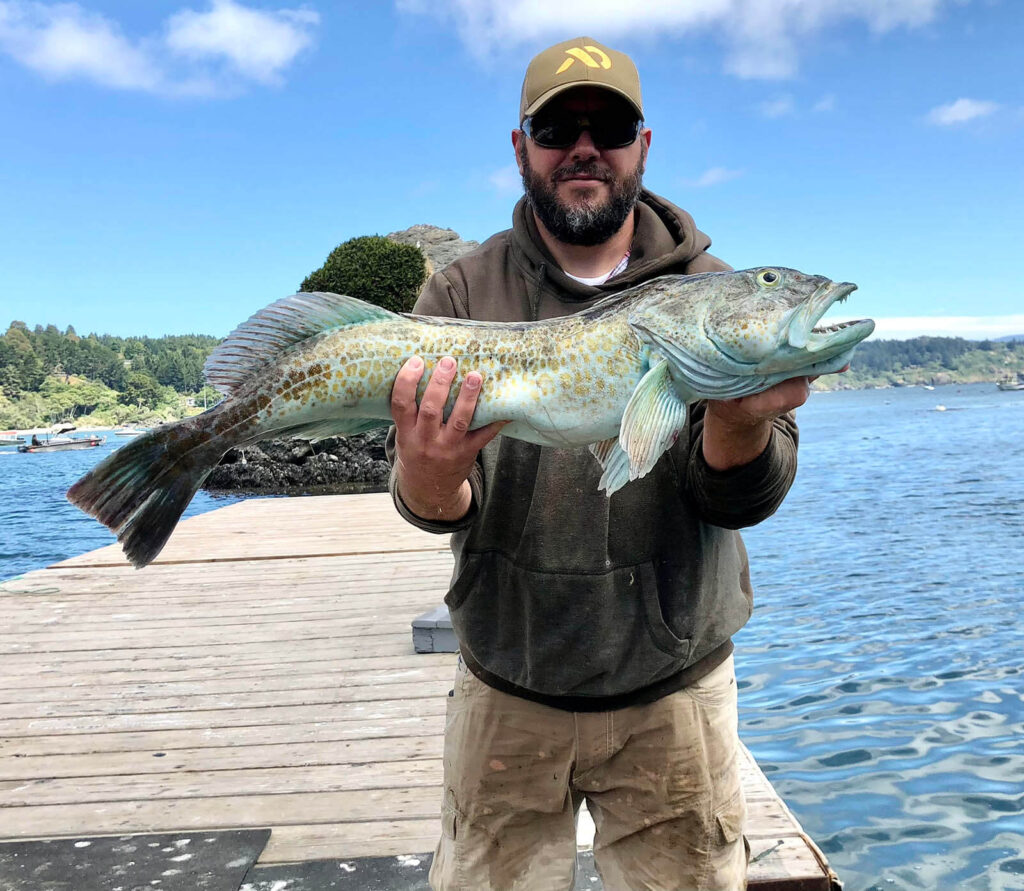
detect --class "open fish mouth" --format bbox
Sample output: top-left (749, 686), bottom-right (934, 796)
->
top-left (790, 281), bottom-right (873, 352)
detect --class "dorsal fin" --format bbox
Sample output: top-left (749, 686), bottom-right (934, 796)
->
top-left (204, 291), bottom-right (396, 396)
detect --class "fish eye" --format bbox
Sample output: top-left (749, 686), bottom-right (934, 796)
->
top-left (757, 269), bottom-right (782, 287)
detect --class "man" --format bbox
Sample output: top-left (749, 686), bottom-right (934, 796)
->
top-left (387, 37), bottom-right (811, 891)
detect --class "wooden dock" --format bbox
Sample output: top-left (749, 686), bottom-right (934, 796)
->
top-left (0, 493), bottom-right (838, 889)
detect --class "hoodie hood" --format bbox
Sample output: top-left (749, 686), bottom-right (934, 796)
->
top-left (510, 189), bottom-right (722, 312)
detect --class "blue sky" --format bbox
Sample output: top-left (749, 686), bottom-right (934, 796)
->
top-left (0, 0), bottom-right (1021, 340)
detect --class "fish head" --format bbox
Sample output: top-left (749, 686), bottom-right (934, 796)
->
top-left (628, 267), bottom-right (875, 397)
top-left (701, 267), bottom-right (873, 371)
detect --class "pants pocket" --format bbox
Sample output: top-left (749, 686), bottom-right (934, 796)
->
top-left (441, 789), bottom-right (459, 840)
top-left (714, 788), bottom-right (745, 846)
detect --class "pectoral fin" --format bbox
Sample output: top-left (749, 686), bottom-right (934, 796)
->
top-left (588, 436), bottom-right (632, 495)
top-left (619, 359), bottom-right (688, 481)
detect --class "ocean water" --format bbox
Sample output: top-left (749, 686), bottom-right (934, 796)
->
top-left (1, 383), bottom-right (1022, 890)
top-left (0, 433), bottom-right (244, 580)
top-left (736, 383), bottom-right (1024, 890)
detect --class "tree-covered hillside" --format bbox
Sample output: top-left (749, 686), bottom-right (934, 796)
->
top-left (0, 321), bottom-right (221, 428)
top-left (833, 336), bottom-right (1024, 389)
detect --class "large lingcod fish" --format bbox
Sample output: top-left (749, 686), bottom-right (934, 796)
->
top-left (68, 267), bottom-right (874, 567)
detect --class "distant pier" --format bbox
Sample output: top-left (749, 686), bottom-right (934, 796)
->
top-left (0, 493), bottom-right (839, 889)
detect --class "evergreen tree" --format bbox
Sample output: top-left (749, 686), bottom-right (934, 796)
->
top-left (120, 371), bottom-right (164, 408)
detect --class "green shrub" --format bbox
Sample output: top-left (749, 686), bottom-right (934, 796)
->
top-left (300, 235), bottom-right (426, 313)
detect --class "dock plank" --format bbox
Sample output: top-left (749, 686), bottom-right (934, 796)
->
top-left (0, 736), bottom-right (444, 781)
top-left (0, 492), bottom-right (837, 888)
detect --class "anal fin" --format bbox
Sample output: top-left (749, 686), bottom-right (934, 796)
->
top-left (277, 418), bottom-right (391, 442)
top-left (588, 436), bottom-right (633, 496)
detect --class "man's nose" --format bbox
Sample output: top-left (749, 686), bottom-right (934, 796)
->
top-left (569, 128), bottom-right (600, 159)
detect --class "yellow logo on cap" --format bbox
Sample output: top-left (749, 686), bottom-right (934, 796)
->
top-left (556, 46), bottom-right (612, 75)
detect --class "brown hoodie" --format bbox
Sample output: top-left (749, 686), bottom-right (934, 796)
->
top-left (387, 190), bottom-right (798, 710)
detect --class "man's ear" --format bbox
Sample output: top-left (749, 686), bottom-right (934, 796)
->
top-left (640, 128), bottom-right (651, 174)
top-left (512, 129), bottom-right (526, 175)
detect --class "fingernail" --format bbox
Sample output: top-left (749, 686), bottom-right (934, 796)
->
top-left (439, 357), bottom-right (455, 372)
top-left (465, 373), bottom-right (481, 389)
top-left (409, 356), bottom-right (423, 370)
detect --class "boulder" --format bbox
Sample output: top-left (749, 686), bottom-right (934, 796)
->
top-left (387, 224), bottom-right (479, 277)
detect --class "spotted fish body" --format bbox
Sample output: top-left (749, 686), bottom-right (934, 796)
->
top-left (237, 310), bottom-right (644, 448)
top-left (68, 267), bottom-right (874, 567)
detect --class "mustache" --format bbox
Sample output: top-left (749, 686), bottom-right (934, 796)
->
top-left (553, 162), bottom-right (612, 183)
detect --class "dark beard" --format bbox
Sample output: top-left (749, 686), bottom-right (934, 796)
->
top-left (520, 147), bottom-right (644, 247)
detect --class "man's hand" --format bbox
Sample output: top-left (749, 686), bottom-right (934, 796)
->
top-left (391, 355), bottom-right (506, 522)
top-left (702, 376), bottom-right (813, 471)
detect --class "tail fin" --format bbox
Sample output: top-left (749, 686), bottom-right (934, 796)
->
top-left (67, 420), bottom-right (219, 568)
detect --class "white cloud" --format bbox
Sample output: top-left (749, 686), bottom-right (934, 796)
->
top-left (0, 0), bottom-right (318, 95)
top-left (828, 314), bottom-right (1024, 340)
top-left (397, 0), bottom-right (951, 79)
top-left (758, 95), bottom-right (795, 118)
top-left (489, 162), bottom-right (522, 195)
top-left (683, 166), bottom-right (744, 188)
top-left (0, 1), bottom-right (159, 89)
top-left (756, 93), bottom-right (835, 118)
top-left (165, 0), bottom-right (318, 85)
top-left (926, 97), bottom-right (1000, 126)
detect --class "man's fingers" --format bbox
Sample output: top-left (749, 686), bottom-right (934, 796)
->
top-left (393, 356), bottom-right (508, 448)
top-left (446, 371), bottom-right (510, 447)
top-left (445, 371), bottom-right (483, 435)
top-left (418, 356), bottom-right (458, 428)
top-left (390, 356), bottom-right (424, 427)
top-left (772, 376), bottom-right (811, 412)
top-left (723, 377), bottom-right (809, 422)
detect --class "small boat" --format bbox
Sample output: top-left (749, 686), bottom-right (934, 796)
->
top-left (0, 432), bottom-right (25, 447)
top-left (18, 433), bottom-right (106, 453)
top-left (115, 428), bottom-right (147, 437)
top-left (997, 373), bottom-right (1024, 392)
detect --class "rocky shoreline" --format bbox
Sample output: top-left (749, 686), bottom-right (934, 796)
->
top-left (202, 431), bottom-right (391, 495)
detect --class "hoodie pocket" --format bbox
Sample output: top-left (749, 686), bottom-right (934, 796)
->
top-left (637, 561), bottom-right (692, 659)
top-left (446, 551), bottom-right (691, 698)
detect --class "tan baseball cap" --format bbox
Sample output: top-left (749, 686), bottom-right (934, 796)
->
top-left (519, 36), bottom-right (643, 124)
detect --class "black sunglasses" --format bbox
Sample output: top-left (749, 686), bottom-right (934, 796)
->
top-left (522, 111), bottom-right (642, 150)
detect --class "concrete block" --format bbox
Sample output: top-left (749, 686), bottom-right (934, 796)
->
top-left (412, 604), bottom-right (458, 654)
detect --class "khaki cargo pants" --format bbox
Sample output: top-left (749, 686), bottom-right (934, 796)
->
top-left (429, 655), bottom-right (747, 891)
